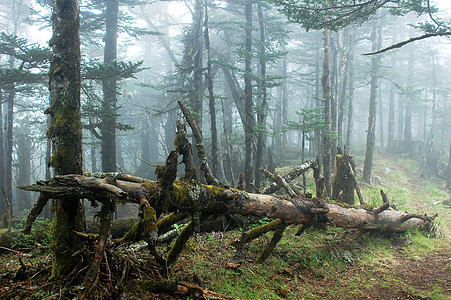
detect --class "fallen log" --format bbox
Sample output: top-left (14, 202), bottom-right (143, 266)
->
top-left (19, 175), bottom-right (432, 234)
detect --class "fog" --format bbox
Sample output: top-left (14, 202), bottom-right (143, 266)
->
top-left (0, 0), bottom-right (450, 216)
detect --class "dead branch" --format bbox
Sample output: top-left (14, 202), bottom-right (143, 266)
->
top-left (177, 101), bottom-right (224, 187)
top-left (259, 168), bottom-right (298, 198)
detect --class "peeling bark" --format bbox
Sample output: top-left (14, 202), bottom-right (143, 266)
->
top-left (20, 175), bottom-right (432, 235)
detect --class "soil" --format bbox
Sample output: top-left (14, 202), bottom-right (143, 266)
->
top-left (301, 246), bottom-right (451, 299)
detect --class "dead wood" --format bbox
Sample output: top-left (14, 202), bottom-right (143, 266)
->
top-left (23, 194), bottom-right (49, 234)
top-left (140, 279), bottom-right (239, 299)
top-left (177, 101), bottom-right (223, 187)
top-left (256, 220), bottom-right (287, 263)
top-left (259, 168), bottom-right (298, 197)
top-left (20, 175), bottom-right (433, 235)
top-left (260, 160), bottom-right (316, 195)
top-left (78, 199), bottom-right (114, 300)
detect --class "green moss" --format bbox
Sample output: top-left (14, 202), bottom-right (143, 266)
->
top-left (122, 206), bottom-right (157, 243)
top-left (47, 104), bottom-right (82, 175)
top-left (204, 184), bottom-right (225, 198)
top-left (50, 199), bottom-right (84, 280)
top-left (166, 220), bottom-right (195, 267)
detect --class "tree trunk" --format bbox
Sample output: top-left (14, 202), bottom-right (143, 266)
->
top-left (403, 21), bottom-right (415, 151)
top-left (387, 31), bottom-right (397, 148)
top-left (337, 30), bottom-right (348, 150)
top-left (330, 33), bottom-right (339, 160)
top-left (322, 28), bottom-right (332, 197)
top-left (101, 0), bottom-right (119, 172)
top-left (447, 142), bottom-right (451, 191)
top-left (281, 56), bottom-right (288, 159)
top-left (345, 29), bottom-right (355, 152)
top-left (192, 0), bottom-right (204, 131)
top-left (388, 83), bottom-right (395, 148)
top-left (204, 1), bottom-right (219, 178)
top-left (244, 0), bottom-right (254, 191)
top-left (46, 0), bottom-right (84, 279)
top-left (5, 80), bottom-right (14, 217)
top-left (16, 132), bottom-right (31, 212)
top-left (363, 22), bottom-right (381, 183)
top-left (0, 91), bottom-right (5, 214)
top-left (332, 154), bottom-right (356, 205)
top-left (255, 1), bottom-right (267, 189)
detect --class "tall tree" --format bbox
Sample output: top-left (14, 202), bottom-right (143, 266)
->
top-left (254, 0), bottom-right (268, 188)
top-left (101, 0), bottom-right (119, 172)
top-left (244, 0), bottom-right (254, 191)
top-left (345, 29), bottom-right (355, 152)
top-left (46, 0), bottom-right (84, 279)
top-left (403, 22), bottom-right (415, 150)
top-left (0, 91), bottom-right (4, 214)
top-left (204, 0), bottom-right (219, 177)
top-left (363, 20), bottom-right (382, 183)
top-left (322, 27), bottom-right (332, 197)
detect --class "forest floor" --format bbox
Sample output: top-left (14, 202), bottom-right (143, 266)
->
top-left (0, 151), bottom-right (450, 299)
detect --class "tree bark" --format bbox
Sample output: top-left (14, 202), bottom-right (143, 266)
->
top-left (345, 29), bottom-right (355, 152)
top-left (244, 0), bottom-right (254, 192)
top-left (322, 28), bottom-right (332, 197)
top-left (101, 0), bottom-right (119, 172)
top-left (21, 174), bottom-right (432, 234)
top-left (46, 0), bottom-right (84, 279)
top-left (255, 1), bottom-right (268, 189)
top-left (363, 21), bottom-right (381, 183)
top-left (0, 91), bottom-right (5, 214)
top-left (204, 1), bottom-right (219, 178)
top-left (447, 142), bottom-right (451, 191)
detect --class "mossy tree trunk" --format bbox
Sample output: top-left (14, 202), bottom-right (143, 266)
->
top-left (46, 0), bottom-right (84, 279)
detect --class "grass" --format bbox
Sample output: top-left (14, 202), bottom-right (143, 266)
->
top-left (169, 151), bottom-right (451, 299)
top-left (1, 152), bottom-right (450, 299)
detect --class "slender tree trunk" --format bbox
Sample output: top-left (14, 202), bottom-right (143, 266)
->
top-left (404, 33), bottom-right (414, 150)
top-left (255, 1), bottom-right (267, 188)
top-left (91, 133), bottom-right (98, 172)
top-left (345, 29), bottom-right (355, 152)
top-left (337, 30), bottom-right (349, 150)
top-left (388, 83), bottom-right (395, 147)
top-left (101, 0), bottom-right (119, 172)
top-left (204, 0), bottom-right (219, 177)
top-left (0, 90), bottom-right (5, 214)
top-left (330, 33), bottom-right (339, 160)
top-left (363, 22), bottom-right (381, 183)
top-left (447, 142), bottom-right (451, 191)
top-left (427, 56), bottom-right (437, 141)
top-left (315, 40), bottom-right (322, 160)
top-left (387, 31), bottom-right (397, 148)
top-left (244, 0), bottom-right (254, 191)
top-left (398, 95), bottom-right (405, 140)
top-left (43, 115), bottom-right (52, 219)
top-left (16, 132), bottom-right (31, 212)
top-left (192, 0), bottom-right (204, 131)
top-left (322, 28), bottom-right (332, 197)
top-left (5, 80), bottom-right (14, 217)
top-left (281, 56), bottom-right (288, 158)
top-left (379, 82), bottom-right (384, 147)
top-left (46, 0), bottom-right (84, 279)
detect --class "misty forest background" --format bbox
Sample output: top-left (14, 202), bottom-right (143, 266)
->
top-left (0, 0), bottom-right (450, 222)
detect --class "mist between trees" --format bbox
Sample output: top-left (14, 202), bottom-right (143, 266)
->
top-left (0, 0), bottom-right (450, 257)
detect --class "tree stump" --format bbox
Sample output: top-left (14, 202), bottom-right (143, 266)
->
top-left (332, 154), bottom-right (356, 204)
